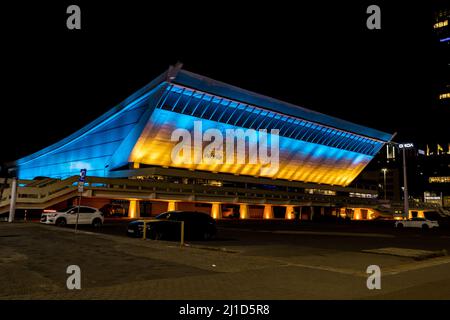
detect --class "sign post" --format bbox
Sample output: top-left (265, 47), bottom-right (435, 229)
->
top-left (398, 143), bottom-right (414, 219)
top-left (74, 169), bottom-right (87, 234)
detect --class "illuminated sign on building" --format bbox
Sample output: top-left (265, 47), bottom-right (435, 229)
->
top-left (429, 176), bottom-right (450, 183)
top-left (398, 143), bottom-right (414, 149)
top-left (433, 20), bottom-right (448, 29)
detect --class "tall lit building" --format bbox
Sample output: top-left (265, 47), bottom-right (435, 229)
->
top-left (433, 6), bottom-right (450, 106)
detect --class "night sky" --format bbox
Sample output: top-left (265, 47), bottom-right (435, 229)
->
top-left (1, 0), bottom-right (449, 166)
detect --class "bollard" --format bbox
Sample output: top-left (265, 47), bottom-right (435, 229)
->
top-left (180, 221), bottom-right (184, 247)
top-left (142, 221), bottom-right (147, 240)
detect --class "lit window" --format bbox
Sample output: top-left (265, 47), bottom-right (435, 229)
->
top-left (433, 20), bottom-right (448, 29)
top-left (439, 93), bottom-right (450, 100)
top-left (429, 176), bottom-right (450, 183)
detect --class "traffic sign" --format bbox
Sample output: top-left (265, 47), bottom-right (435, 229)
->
top-left (79, 169), bottom-right (87, 182)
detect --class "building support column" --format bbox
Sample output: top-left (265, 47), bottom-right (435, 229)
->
top-left (8, 178), bottom-right (17, 223)
top-left (285, 205), bottom-right (295, 220)
top-left (128, 200), bottom-right (140, 219)
top-left (239, 204), bottom-right (249, 219)
top-left (310, 206), bottom-right (315, 221)
top-left (211, 203), bottom-right (222, 219)
top-left (354, 208), bottom-right (362, 220)
top-left (263, 204), bottom-right (274, 219)
top-left (167, 201), bottom-right (178, 212)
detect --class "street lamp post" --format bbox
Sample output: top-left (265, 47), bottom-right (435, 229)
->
top-left (393, 142), bottom-right (414, 219)
top-left (401, 146), bottom-right (409, 219)
top-left (381, 168), bottom-right (387, 200)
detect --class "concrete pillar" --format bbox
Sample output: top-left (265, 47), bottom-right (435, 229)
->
top-left (239, 204), bottom-right (249, 219)
top-left (263, 204), bottom-right (274, 219)
top-left (8, 178), bottom-right (18, 223)
top-left (310, 206), bottom-right (315, 221)
top-left (128, 200), bottom-right (140, 219)
top-left (354, 208), bottom-right (362, 220)
top-left (211, 203), bottom-right (222, 219)
top-left (167, 201), bottom-right (178, 212)
top-left (131, 162), bottom-right (140, 169)
top-left (285, 205), bottom-right (295, 220)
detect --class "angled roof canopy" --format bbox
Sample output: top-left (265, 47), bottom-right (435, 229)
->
top-left (13, 63), bottom-right (394, 186)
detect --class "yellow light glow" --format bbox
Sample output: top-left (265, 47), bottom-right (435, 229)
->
top-left (128, 200), bottom-right (138, 218)
top-left (129, 116), bottom-right (372, 187)
top-left (434, 20), bottom-right (448, 29)
top-left (353, 208), bottom-right (362, 220)
top-left (167, 201), bottom-right (178, 211)
top-left (263, 205), bottom-right (274, 219)
top-left (429, 176), bottom-right (450, 183)
top-left (285, 205), bottom-right (295, 220)
top-left (211, 203), bottom-right (222, 219)
top-left (239, 204), bottom-right (249, 219)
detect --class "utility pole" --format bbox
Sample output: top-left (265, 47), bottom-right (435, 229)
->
top-left (8, 177), bottom-right (17, 223)
top-left (74, 169), bottom-right (87, 234)
top-left (401, 145), bottom-right (410, 219)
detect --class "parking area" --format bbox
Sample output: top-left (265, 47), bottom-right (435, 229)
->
top-left (2, 220), bottom-right (450, 299)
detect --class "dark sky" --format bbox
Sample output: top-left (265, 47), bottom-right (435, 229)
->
top-left (1, 0), bottom-right (449, 165)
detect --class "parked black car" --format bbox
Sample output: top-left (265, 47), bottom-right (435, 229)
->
top-left (100, 204), bottom-right (126, 217)
top-left (126, 211), bottom-right (217, 240)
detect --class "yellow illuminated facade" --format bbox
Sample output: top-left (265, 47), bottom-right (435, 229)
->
top-left (129, 109), bottom-right (374, 186)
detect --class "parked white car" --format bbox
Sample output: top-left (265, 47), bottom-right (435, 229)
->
top-left (41, 206), bottom-right (104, 227)
top-left (395, 217), bottom-right (439, 229)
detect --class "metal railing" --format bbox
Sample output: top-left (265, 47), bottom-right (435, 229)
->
top-left (0, 175), bottom-right (438, 214)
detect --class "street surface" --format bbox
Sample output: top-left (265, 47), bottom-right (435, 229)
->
top-left (1, 220), bottom-right (450, 299)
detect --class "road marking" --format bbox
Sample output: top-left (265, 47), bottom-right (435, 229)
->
top-left (270, 255), bottom-right (450, 277)
top-left (362, 247), bottom-right (446, 259)
top-left (279, 262), bottom-right (366, 276)
top-left (222, 228), bottom-right (394, 238)
top-left (382, 255), bottom-right (450, 275)
top-left (272, 230), bottom-right (394, 238)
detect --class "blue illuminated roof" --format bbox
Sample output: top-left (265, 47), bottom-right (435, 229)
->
top-left (171, 68), bottom-right (393, 142)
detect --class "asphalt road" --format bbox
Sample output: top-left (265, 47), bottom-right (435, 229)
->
top-left (75, 218), bottom-right (450, 254)
top-left (2, 220), bottom-right (450, 299)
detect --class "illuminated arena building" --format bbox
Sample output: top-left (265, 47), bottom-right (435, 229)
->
top-left (7, 64), bottom-right (394, 220)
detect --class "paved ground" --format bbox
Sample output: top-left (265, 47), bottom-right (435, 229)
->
top-left (1, 221), bottom-right (450, 299)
